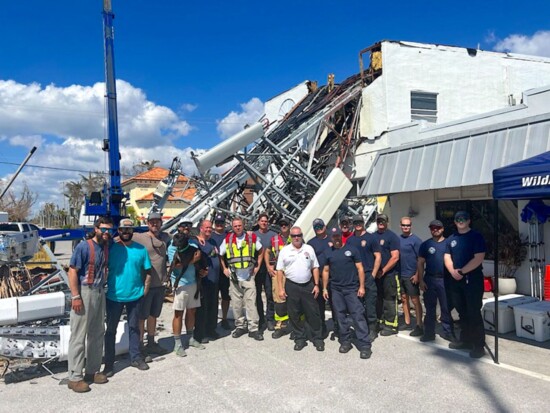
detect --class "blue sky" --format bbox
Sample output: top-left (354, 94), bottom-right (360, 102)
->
top-left (1, 0), bottom-right (550, 210)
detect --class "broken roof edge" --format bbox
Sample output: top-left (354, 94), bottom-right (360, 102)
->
top-left (378, 40), bottom-right (550, 63)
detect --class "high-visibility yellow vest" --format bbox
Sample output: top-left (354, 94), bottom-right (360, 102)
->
top-left (269, 234), bottom-right (291, 265)
top-left (225, 232), bottom-right (257, 269)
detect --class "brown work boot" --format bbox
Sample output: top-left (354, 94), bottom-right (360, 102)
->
top-left (84, 372), bottom-right (109, 384)
top-left (68, 380), bottom-right (91, 393)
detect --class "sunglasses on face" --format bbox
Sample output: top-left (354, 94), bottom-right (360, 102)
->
top-left (455, 218), bottom-right (467, 223)
top-left (290, 234), bottom-right (303, 238)
top-left (353, 221), bottom-right (364, 225)
top-left (313, 225), bottom-right (324, 230)
top-left (280, 223), bottom-right (289, 227)
top-left (401, 224), bottom-right (411, 227)
top-left (99, 227), bottom-right (114, 234)
top-left (429, 226), bottom-right (443, 231)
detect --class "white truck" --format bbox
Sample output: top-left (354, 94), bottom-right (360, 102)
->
top-left (0, 221), bottom-right (40, 263)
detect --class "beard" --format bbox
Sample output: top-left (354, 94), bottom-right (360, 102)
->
top-left (120, 232), bottom-right (133, 242)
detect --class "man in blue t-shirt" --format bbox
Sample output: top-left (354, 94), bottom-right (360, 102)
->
top-left (103, 218), bottom-right (152, 376)
top-left (399, 217), bottom-right (423, 336)
top-left (212, 214), bottom-right (231, 330)
top-left (417, 219), bottom-right (453, 342)
top-left (322, 227), bottom-right (372, 359)
top-left (346, 214), bottom-right (381, 341)
top-left (444, 211), bottom-right (486, 359)
top-left (372, 214), bottom-right (401, 335)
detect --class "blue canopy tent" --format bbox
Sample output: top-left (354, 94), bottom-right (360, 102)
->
top-left (491, 151), bottom-right (550, 363)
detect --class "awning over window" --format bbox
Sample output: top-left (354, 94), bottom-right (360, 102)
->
top-left (359, 115), bottom-right (550, 196)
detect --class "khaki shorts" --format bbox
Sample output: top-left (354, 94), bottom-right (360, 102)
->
top-left (173, 284), bottom-right (201, 311)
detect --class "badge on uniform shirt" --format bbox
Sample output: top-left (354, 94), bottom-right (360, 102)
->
top-left (450, 240), bottom-right (457, 248)
top-left (380, 239), bottom-right (385, 246)
top-left (304, 252), bottom-right (310, 259)
top-left (361, 240), bottom-right (367, 247)
top-left (428, 247), bottom-right (436, 254)
top-left (344, 250), bottom-right (352, 257)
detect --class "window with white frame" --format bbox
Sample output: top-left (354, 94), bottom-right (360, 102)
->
top-left (411, 91), bottom-right (437, 123)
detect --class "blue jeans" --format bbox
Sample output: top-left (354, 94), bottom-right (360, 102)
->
top-left (331, 286), bottom-right (371, 350)
top-left (423, 276), bottom-right (452, 337)
top-left (105, 297), bottom-right (142, 365)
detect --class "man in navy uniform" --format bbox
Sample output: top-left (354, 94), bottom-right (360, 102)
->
top-left (444, 211), bottom-right (486, 358)
top-left (417, 219), bottom-right (453, 342)
top-left (372, 214), bottom-right (401, 336)
top-left (322, 227), bottom-right (372, 359)
top-left (346, 214), bottom-right (381, 341)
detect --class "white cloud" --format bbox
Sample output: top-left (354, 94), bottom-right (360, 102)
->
top-left (216, 97), bottom-right (264, 139)
top-left (180, 103), bottom-right (197, 112)
top-left (493, 30), bottom-right (550, 57)
top-left (9, 134), bottom-right (44, 149)
top-left (0, 79), bottom-right (192, 148)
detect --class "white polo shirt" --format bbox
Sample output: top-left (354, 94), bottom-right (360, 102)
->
top-left (276, 243), bottom-right (319, 283)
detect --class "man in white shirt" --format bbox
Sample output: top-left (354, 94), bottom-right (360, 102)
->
top-left (219, 218), bottom-right (264, 341)
top-left (276, 226), bottom-right (324, 351)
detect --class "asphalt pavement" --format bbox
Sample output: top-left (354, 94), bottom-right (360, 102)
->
top-left (1, 241), bottom-right (548, 412)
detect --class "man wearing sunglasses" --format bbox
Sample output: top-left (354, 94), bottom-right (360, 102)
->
top-left (417, 220), bottom-right (453, 342)
top-left (211, 214), bottom-right (231, 330)
top-left (398, 217), bottom-right (424, 337)
top-left (277, 226), bottom-right (324, 351)
top-left (254, 213), bottom-right (278, 331)
top-left (132, 212), bottom-right (172, 358)
top-left (346, 214), bottom-right (381, 341)
top-left (444, 211), bottom-right (486, 358)
top-left (67, 216), bottom-right (113, 393)
top-left (265, 217), bottom-right (292, 338)
top-left (104, 218), bottom-right (152, 376)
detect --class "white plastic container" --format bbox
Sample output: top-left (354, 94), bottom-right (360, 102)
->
top-left (514, 301), bottom-right (550, 342)
top-left (482, 295), bottom-right (538, 333)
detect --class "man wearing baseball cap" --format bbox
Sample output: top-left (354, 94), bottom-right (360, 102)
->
top-left (372, 213), bottom-right (401, 336)
top-left (103, 218), bottom-right (152, 375)
top-left (417, 219), bottom-right (454, 342)
top-left (132, 212), bottom-right (172, 358)
top-left (211, 214), bottom-right (231, 330)
top-left (307, 218), bottom-right (333, 338)
top-left (444, 211), bottom-right (486, 358)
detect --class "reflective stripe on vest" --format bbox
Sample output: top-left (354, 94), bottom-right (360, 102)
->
top-left (225, 233), bottom-right (256, 269)
top-left (270, 234), bottom-right (290, 265)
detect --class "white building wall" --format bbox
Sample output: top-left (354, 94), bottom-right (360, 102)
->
top-left (384, 191), bottom-right (436, 240)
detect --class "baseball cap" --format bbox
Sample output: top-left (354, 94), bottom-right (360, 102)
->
top-left (312, 218), bottom-right (325, 227)
top-left (454, 211), bottom-right (470, 221)
top-left (340, 217), bottom-right (350, 224)
top-left (178, 220), bottom-right (193, 227)
top-left (148, 212), bottom-right (162, 221)
top-left (376, 214), bottom-right (389, 222)
top-left (352, 214), bottom-right (364, 223)
top-left (428, 219), bottom-right (444, 228)
top-left (330, 227), bottom-right (342, 236)
top-left (279, 217), bottom-right (290, 226)
top-left (214, 214), bottom-right (225, 223)
top-left (119, 218), bottom-right (134, 228)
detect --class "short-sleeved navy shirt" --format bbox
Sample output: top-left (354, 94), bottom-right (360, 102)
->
top-left (346, 233), bottom-right (380, 272)
top-left (399, 234), bottom-right (422, 278)
top-left (323, 245), bottom-right (361, 289)
top-left (307, 235), bottom-right (332, 268)
top-left (199, 238), bottom-right (221, 284)
top-left (419, 238), bottom-right (448, 275)
top-left (373, 229), bottom-right (400, 275)
top-left (211, 231), bottom-right (227, 249)
top-left (445, 230), bottom-right (486, 271)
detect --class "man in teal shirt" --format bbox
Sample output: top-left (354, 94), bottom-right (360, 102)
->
top-left (103, 218), bottom-right (152, 376)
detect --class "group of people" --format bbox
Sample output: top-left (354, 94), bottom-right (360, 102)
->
top-left (66, 209), bottom-right (487, 393)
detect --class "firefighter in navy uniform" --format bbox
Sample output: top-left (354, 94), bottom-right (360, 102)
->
top-left (372, 214), bottom-right (401, 336)
top-left (265, 217), bottom-right (292, 338)
top-left (444, 211), bottom-right (486, 358)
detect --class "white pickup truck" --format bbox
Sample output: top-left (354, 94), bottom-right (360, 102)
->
top-left (0, 221), bottom-right (41, 263)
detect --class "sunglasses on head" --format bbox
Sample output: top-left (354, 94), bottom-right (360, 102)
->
top-left (99, 227), bottom-right (114, 234)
